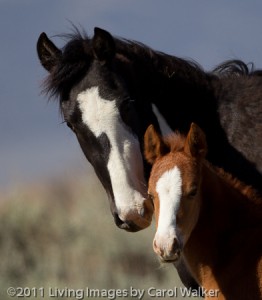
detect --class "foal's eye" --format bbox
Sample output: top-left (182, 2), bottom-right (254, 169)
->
top-left (187, 186), bottom-right (198, 198)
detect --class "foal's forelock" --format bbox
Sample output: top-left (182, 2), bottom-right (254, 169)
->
top-left (77, 86), bottom-right (148, 221)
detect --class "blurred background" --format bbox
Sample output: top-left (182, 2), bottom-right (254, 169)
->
top-left (1, 1), bottom-right (262, 299)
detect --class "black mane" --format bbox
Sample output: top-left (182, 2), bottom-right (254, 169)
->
top-left (115, 37), bottom-right (205, 80)
top-left (42, 28), bottom-right (207, 101)
top-left (212, 59), bottom-right (255, 77)
top-left (42, 27), bottom-right (260, 105)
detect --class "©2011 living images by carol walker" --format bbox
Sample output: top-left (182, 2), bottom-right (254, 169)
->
top-left (46, 286), bottom-right (220, 299)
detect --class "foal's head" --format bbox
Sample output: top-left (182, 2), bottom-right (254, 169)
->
top-left (144, 123), bottom-right (207, 262)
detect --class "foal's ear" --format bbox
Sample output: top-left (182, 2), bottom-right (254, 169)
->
top-left (144, 125), bottom-right (169, 165)
top-left (185, 123), bottom-right (207, 158)
top-left (92, 27), bottom-right (116, 62)
top-left (37, 32), bottom-right (62, 72)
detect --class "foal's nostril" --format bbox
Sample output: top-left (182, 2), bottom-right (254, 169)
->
top-left (153, 239), bottom-right (158, 252)
top-left (167, 238), bottom-right (181, 261)
top-left (171, 238), bottom-right (181, 254)
top-left (153, 239), bottom-right (164, 257)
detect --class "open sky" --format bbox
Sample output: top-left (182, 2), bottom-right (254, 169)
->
top-left (1, 0), bottom-right (262, 189)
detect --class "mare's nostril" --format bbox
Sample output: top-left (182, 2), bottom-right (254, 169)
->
top-left (114, 213), bottom-right (125, 227)
top-left (113, 213), bottom-right (141, 232)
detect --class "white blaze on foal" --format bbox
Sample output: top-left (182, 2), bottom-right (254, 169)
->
top-left (77, 87), bottom-right (147, 221)
top-left (153, 166), bottom-right (183, 258)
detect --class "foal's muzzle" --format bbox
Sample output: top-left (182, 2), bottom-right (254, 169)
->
top-left (153, 237), bottom-right (182, 262)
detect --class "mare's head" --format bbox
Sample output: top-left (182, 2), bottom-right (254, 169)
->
top-left (37, 27), bottom-right (156, 232)
top-left (144, 123), bottom-right (207, 262)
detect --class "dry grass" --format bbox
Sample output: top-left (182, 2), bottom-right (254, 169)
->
top-left (0, 174), bottom-right (200, 299)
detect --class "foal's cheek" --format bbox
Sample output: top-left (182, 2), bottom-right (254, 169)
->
top-left (176, 201), bottom-right (187, 227)
top-left (176, 211), bottom-right (186, 239)
top-left (175, 201), bottom-right (194, 244)
top-left (182, 199), bottom-right (200, 241)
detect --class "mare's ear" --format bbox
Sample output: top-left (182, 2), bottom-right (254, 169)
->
top-left (144, 125), bottom-right (169, 165)
top-left (92, 27), bottom-right (116, 62)
top-left (37, 32), bottom-right (62, 72)
top-left (184, 123), bottom-right (207, 159)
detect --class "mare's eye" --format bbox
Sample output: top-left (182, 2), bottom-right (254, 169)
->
top-left (120, 99), bottom-right (136, 126)
top-left (121, 98), bottom-right (135, 112)
top-left (121, 100), bottom-right (131, 112)
top-left (187, 186), bottom-right (198, 198)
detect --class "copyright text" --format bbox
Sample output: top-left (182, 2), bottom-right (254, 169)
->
top-left (6, 286), bottom-right (220, 299)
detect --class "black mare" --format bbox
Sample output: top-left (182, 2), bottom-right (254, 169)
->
top-left (37, 27), bottom-right (262, 292)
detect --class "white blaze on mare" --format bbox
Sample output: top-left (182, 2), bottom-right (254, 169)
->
top-left (154, 166), bottom-right (182, 251)
top-left (77, 87), bottom-right (146, 221)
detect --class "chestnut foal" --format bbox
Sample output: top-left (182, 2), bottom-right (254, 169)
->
top-left (144, 123), bottom-right (262, 300)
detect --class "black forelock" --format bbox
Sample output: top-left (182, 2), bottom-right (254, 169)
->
top-left (42, 28), bottom-right (92, 101)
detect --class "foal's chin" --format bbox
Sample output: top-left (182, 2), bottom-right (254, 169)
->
top-left (160, 253), bottom-right (181, 264)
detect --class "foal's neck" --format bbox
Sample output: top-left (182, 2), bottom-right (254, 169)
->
top-left (183, 161), bottom-right (262, 298)
top-left (186, 160), bottom-right (262, 268)
top-left (200, 161), bottom-right (262, 230)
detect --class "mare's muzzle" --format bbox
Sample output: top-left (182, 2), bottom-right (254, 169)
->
top-left (113, 198), bottom-right (153, 232)
top-left (114, 214), bottom-right (142, 232)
